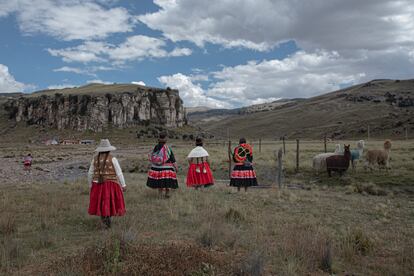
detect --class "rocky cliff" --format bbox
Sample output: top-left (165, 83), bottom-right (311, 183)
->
top-left (4, 84), bottom-right (186, 132)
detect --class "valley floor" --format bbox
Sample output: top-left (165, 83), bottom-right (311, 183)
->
top-left (1, 140), bottom-right (413, 275)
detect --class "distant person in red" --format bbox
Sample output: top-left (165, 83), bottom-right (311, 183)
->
top-left (230, 138), bottom-right (258, 191)
top-left (23, 153), bottom-right (33, 174)
top-left (186, 138), bottom-right (214, 189)
top-left (87, 139), bottom-right (126, 228)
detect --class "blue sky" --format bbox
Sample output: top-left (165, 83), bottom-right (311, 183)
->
top-left (1, 0), bottom-right (413, 108)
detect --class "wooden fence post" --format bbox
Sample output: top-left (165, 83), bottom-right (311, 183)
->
top-left (282, 136), bottom-right (286, 154)
top-left (296, 139), bottom-right (300, 173)
top-left (228, 140), bottom-right (232, 179)
top-left (259, 138), bottom-right (262, 153)
top-left (324, 134), bottom-right (327, 153)
top-left (405, 127), bottom-right (408, 140)
top-left (277, 148), bottom-right (283, 188)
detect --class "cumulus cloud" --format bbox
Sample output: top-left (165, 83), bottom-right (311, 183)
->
top-left (0, 64), bottom-right (31, 92)
top-left (48, 35), bottom-right (192, 64)
top-left (158, 73), bottom-right (231, 108)
top-left (53, 65), bottom-right (116, 76)
top-left (86, 79), bottom-right (113, 84)
top-left (159, 48), bottom-right (414, 108)
top-left (139, 0), bottom-right (414, 52)
top-left (47, 41), bottom-right (109, 63)
top-left (0, 0), bottom-right (135, 41)
top-left (207, 50), bottom-right (364, 104)
top-left (53, 66), bottom-right (92, 76)
top-left (108, 35), bottom-right (192, 61)
top-left (47, 84), bottom-right (77, 90)
top-left (146, 0), bottom-right (414, 107)
top-left (132, 81), bottom-right (146, 86)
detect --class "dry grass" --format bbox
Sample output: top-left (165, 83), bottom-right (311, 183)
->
top-left (0, 139), bottom-right (414, 275)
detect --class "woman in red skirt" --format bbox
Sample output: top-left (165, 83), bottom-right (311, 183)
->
top-left (230, 138), bottom-right (258, 192)
top-left (186, 138), bottom-right (214, 189)
top-left (87, 139), bottom-right (126, 228)
top-left (147, 133), bottom-right (178, 198)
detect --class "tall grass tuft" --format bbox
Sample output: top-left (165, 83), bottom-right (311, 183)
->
top-left (341, 227), bottom-right (374, 261)
top-left (278, 224), bottom-right (333, 274)
top-left (233, 250), bottom-right (264, 276)
top-left (0, 213), bottom-right (17, 236)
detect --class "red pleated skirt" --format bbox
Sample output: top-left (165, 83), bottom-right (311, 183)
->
top-left (88, 181), bottom-right (126, 217)
top-left (186, 162), bottom-right (214, 187)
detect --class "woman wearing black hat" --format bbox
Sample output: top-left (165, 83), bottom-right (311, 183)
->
top-left (230, 138), bottom-right (258, 191)
top-left (147, 133), bottom-right (178, 198)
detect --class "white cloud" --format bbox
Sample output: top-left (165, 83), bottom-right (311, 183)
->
top-left (158, 73), bottom-right (231, 108)
top-left (47, 84), bottom-right (77, 90)
top-left (53, 65), bottom-right (116, 77)
top-left (47, 35), bottom-right (192, 63)
top-left (207, 50), bottom-right (363, 104)
top-left (0, 1), bottom-right (18, 17)
top-left (160, 48), bottom-right (414, 108)
top-left (251, 98), bottom-right (280, 105)
top-left (0, 64), bottom-right (31, 93)
top-left (87, 79), bottom-right (113, 84)
top-left (108, 35), bottom-right (192, 61)
top-left (139, 0), bottom-right (414, 52)
top-left (53, 66), bottom-right (87, 74)
top-left (1, 0), bottom-right (135, 41)
top-left (132, 81), bottom-right (146, 86)
top-left (47, 41), bottom-right (109, 63)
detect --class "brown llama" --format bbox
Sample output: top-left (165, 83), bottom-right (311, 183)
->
top-left (326, 145), bottom-right (351, 177)
top-left (365, 140), bottom-right (392, 171)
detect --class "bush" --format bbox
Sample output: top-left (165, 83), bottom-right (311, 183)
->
top-left (0, 214), bottom-right (17, 236)
top-left (197, 222), bottom-right (237, 249)
top-left (225, 208), bottom-right (245, 224)
top-left (233, 251), bottom-right (264, 276)
top-left (341, 228), bottom-right (374, 261)
top-left (354, 183), bottom-right (387, 196)
top-left (278, 224), bottom-right (333, 274)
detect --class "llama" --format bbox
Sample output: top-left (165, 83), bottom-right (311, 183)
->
top-left (365, 140), bottom-right (392, 171)
top-left (350, 140), bottom-right (365, 169)
top-left (326, 145), bottom-right (351, 177)
top-left (312, 144), bottom-right (343, 172)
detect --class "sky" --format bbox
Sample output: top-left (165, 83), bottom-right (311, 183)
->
top-left (0, 0), bottom-right (413, 108)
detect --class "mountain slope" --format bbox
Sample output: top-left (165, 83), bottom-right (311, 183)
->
top-left (197, 79), bottom-right (414, 139)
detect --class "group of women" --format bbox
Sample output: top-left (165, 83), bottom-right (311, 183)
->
top-left (87, 134), bottom-right (257, 227)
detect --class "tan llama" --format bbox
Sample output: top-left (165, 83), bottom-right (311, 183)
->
top-left (365, 140), bottom-right (392, 170)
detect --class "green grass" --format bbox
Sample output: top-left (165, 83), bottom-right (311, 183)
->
top-left (1, 139), bottom-right (414, 275)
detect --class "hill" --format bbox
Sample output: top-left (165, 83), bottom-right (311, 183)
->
top-left (188, 99), bottom-right (303, 124)
top-left (194, 79), bottom-right (414, 139)
top-left (2, 83), bottom-right (185, 132)
top-left (29, 83), bottom-right (155, 97)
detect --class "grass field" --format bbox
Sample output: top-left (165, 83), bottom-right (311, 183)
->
top-left (1, 139), bottom-right (413, 275)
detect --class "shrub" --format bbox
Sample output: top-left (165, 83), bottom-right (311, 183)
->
top-left (225, 208), bottom-right (245, 224)
top-left (278, 224), bottom-right (333, 274)
top-left (354, 183), bottom-right (387, 196)
top-left (341, 228), bottom-right (374, 261)
top-left (233, 251), bottom-right (264, 276)
top-left (197, 222), bottom-right (237, 249)
top-left (0, 214), bottom-right (17, 236)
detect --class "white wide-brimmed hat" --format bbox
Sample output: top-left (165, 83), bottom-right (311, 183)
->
top-left (95, 139), bottom-right (116, 152)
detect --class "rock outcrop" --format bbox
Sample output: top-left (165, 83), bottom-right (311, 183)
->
top-left (4, 84), bottom-right (186, 132)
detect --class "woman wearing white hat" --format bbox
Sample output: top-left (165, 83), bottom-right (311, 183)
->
top-left (87, 139), bottom-right (126, 228)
